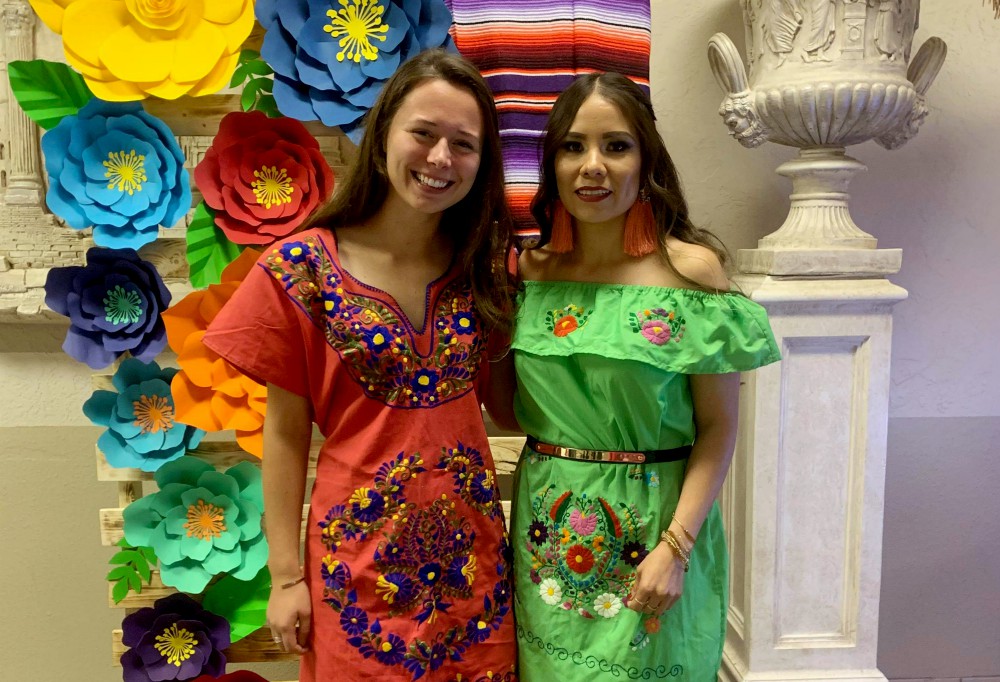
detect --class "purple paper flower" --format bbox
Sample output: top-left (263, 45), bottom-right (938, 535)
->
top-left (640, 319), bottom-right (672, 345)
top-left (256, 0), bottom-right (456, 140)
top-left (41, 99), bottom-right (191, 250)
top-left (120, 593), bottom-right (229, 682)
top-left (45, 247), bottom-right (171, 369)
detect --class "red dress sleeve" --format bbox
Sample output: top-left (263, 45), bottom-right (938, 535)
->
top-left (202, 251), bottom-right (312, 399)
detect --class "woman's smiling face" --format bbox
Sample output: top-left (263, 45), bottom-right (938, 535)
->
top-left (555, 92), bottom-right (642, 231)
top-left (383, 78), bottom-right (484, 217)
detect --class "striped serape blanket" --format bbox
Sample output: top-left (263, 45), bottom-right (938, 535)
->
top-left (446, 0), bottom-right (651, 238)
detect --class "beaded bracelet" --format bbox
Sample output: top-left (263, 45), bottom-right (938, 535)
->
top-left (660, 529), bottom-right (690, 572)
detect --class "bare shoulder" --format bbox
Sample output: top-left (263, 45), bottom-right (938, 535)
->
top-left (665, 239), bottom-right (730, 292)
top-left (518, 247), bottom-right (555, 281)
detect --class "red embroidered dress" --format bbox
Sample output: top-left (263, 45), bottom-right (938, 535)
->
top-left (203, 228), bottom-right (517, 681)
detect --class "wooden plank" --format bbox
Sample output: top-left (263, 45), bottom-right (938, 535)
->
top-left (96, 437), bottom-right (523, 482)
top-left (113, 627), bottom-right (300, 664)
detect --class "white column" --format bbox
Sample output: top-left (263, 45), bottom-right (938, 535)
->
top-left (721, 251), bottom-right (905, 681)
top-left (2, 1), bottom-right (43, 206)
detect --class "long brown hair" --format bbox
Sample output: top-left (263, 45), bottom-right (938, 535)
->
top-left (530, 72), bottom-right (728, 290)
top-left (311, 49), bottom-right (516, 335)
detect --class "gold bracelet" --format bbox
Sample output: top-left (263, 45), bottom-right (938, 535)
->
top-left (660, 530), bottom-right (690, 572)
top-left (280, 576), bottom-right (306, 590)
top-left (671, 514), bottom-right (697, 545)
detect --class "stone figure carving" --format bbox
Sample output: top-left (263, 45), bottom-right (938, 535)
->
top-left (764, 0), bottom-right (802, 65)
top-left (803, 0), bottom-right (837, 60)
top-left (873, 0), bottom-right (905, 60)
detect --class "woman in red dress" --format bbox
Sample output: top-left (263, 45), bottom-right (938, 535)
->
top-left (203, 49), bottom-right (518, 681)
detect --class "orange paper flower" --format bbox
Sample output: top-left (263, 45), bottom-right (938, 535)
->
top-left (162, 249), bottom-right (267, 456)
top-left (31, 0), bottom-right (255, 100)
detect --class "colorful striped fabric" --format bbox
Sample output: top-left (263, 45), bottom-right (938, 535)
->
top-left (445, 0), bottom-right (651, 237)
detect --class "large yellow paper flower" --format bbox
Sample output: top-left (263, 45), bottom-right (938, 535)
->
top-left (30, 0), bottom-right (255, 100)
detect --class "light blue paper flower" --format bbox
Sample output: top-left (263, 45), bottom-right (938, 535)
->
top-left (40, 98), bottom-right (191, 249)
top-left (256, 0), bottom-right (456, 140)
top-left (83, 358), bottom-right (205, 472)
top-left (123, 457), bottom-right (268, 594)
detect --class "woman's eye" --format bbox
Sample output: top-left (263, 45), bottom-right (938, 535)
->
top-left (607, 140), bottom-right (632, 153)
top-left (561, 141), bottom-right (583, 153)
top-left (454, 140), bottom-right (477, 152)
top-left (413, 129), bottom-right (432, 139)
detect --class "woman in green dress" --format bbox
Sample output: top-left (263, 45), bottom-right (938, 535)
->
top-left (489, 73), bottom-right (780, 680)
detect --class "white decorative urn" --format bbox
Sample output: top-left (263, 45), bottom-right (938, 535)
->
top-left (708, 0), bottom-right (946, 270)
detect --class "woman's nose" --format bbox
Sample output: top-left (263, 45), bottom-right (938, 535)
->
top-left (428, 137), bottom-right (452, 168)
top-left (581, 150), bottom-right (606, 177)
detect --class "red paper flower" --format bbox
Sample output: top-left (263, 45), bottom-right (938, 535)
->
top-left (194, 110), bottom-right (335, 245)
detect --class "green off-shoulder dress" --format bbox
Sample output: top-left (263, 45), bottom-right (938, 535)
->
top-left (510, 280), bottom-right (780, 681)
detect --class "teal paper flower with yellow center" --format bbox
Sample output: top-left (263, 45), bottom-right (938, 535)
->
top-left (84, 358), bottom-right (205, 472)
top-left (40, 98), bottom-right (191, 250)
top-left (123, 457), bottom-right (267, 593)
top-left (256, 0), bottom-right (456, 140)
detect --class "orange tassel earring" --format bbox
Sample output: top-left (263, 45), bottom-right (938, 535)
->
top-left (547, 200), bottom-right (574, 253)
top-left (623, 188), bottom-right (657, 257)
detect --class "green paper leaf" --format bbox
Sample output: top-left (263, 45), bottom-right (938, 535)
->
top-left (109, 549), bottom-right (143, 565)
top-left (111, 578), bottom-right (129, 605)
top-left (127, 571), bottom-right (143, 593)
top-left (139, 546), bottom-right (158, 564)
top-left (202, 567), bottom-right (272, 643)
top-left (186, 202), bottom-right (244, 288)
top-left (7, 60), bottom-right (94, 130)
top-left (106, 565), bottom-right (134, 581)
top-left (135, 556), bottom-right (152, 583)
top-left (240, 84), bottom-right (258, 112)
top-left (256, 95), bottom-right (280, 119)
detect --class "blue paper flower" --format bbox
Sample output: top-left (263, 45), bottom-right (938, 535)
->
top-left (123, 457), bottom-right (268, 594)
top-left (256, 0), bottom-right (456, 140)
top-left (83, 358), bottom-right (205, 472)
top-left (40, 99), bottom-right (191, 249)
top-left (44, 247), bottom-right (172, 369)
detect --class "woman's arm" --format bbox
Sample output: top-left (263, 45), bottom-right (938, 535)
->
top-left (628, 372), bottom-right (740, 616)
top-left (481, 350), bottom-right (520, 432)
top-left (263, 383), bottom-right (313, 654)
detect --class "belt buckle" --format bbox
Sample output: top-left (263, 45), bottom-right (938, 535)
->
top-left (610, 451), bottom-right (645, 464)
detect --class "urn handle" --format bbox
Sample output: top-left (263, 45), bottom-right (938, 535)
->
top-left (707, 32), bottom-right (767, 148)
top-left (874, 36), bottom-right (948, 150)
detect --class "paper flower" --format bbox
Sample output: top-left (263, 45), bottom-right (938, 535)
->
top-left (123, 456), bottom-right (268, 593)
top-left (31, 0), bottom-right (255, 101)
top-left (120, 593), bottom-right (229, 682)
top-left (194, 111), bottom-right (335, 245)
top-left (40, 99), bottom-right (191, 249)
top-left (162, 249), bottom-right (267, 457)
top-left (44, 247), bottom-right (171, 368)
top-left (83, 358), bottom-right (205, 471)
top-left (256, 0), bottom-right (455, 138)
top-left (192, 673), bottom-right (268, 682)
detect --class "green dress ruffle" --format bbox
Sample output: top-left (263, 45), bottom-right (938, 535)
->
top-left (511, 280), bottom-right (780, 681)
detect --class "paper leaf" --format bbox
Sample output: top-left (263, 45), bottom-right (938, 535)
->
top-left (106, 565), bottom-right (134, 581)
top-left (7, 60), bottom-right (94, 130)
top-left (202, 567), bottom-right (272, 643)
top-left (111, 578), bottom-right (129, 604)
top-left (186, 202), bottom-right (244, 288)
top-left (107, 539), bottom-right (157, 603)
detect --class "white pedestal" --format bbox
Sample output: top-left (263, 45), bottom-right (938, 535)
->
top-left (721, 271), bottom-right (906, 682)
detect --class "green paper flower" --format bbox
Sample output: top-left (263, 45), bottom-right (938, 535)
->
top-left (123, 456), bottom-right (267, 593)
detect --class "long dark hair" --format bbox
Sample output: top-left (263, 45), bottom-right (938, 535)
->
top-left (310, 49), bottom-right (516, 335)
top-left (530, 72), bottom-right (727, 290)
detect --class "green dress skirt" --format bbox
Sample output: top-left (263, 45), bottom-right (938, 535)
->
top-left (510, 280), bottom-right (780, 681)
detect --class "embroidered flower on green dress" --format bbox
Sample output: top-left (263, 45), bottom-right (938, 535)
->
top-left (628, 306), bottom-right (685, 345)
top-left (545, 304), bottom-right (590, 337)
top-left (122, 456), bottom-right (267, 593)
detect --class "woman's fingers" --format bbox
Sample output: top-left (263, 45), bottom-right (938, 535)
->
top-left (296, 609), bottom-right (312, 650)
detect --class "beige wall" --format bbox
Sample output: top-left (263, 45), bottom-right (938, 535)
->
top-left (1, 1), bottom-right (998, 680)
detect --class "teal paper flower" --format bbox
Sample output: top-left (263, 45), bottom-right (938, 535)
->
top-left (123, 457), bottom-right (267, 593)
top-left (40, 98), bottom-right (191, 249)
top-left (83, 358), bottom-right (205, 472)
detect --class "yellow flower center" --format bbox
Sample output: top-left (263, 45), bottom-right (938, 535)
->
top-left (350, 487), bottom-right (373, 509)
top-left (375, 574), bottom-right (400, 604)
top-left (461, 554), bottom-right (477, 585)
top-left (324, 0), bottom-right (389, 63)
top-left (104, 150), bottom-right (147, 195)
top-left (153, 623), bottom-right (196, 666)
top-left (381, 641), bottom-right (394, 652)
top-left (183, 500), bottom-right (226, 541)
top-left (251, 166), bottom-right (294, 209)
top-left (125, 0), bottom-right (186, 30)
top-left (132, 394), bottom-right (175, 434)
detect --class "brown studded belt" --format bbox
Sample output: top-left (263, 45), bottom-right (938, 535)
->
top-left (525, 435), bottom-right (692, 465)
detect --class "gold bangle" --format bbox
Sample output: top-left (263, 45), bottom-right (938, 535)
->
top-left (671, 514), bottom-right (697, 545)
top-left (660, 530), bottom-right (690, 572)
top-left (280, 576), bottom-right (306, 590)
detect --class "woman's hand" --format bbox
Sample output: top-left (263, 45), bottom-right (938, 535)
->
top-left (627, 541), bottom-right (686, 617)
top-left (267, 579), bottom-right (311, 654)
